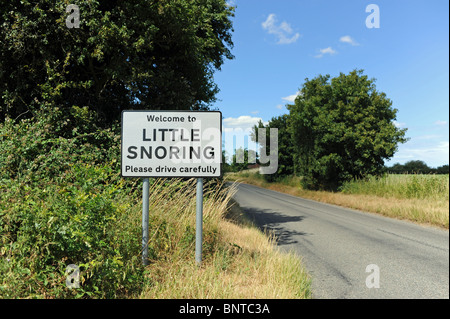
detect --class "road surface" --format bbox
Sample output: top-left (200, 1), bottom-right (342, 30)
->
top-left (232, 183), bottom-right (449, 299)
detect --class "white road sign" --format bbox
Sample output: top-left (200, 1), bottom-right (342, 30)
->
top-left (121, 110), bottom-right (222, 177)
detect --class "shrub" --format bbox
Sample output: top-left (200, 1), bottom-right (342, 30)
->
top-left (0, 110), bottom-right (145, 298)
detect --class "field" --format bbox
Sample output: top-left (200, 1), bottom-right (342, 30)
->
top-left (225, 172), bottom-right (449, 229)
top-left (340, 174), bottom-right (449, 201)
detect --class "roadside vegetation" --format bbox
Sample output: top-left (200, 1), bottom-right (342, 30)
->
top-left (0, 111), bottom-right (311, 299)
top-left (0, 0), bottom-right (313, 299)
top-left (140, 192), bottom-right (311, 299)
top-left (226, 170), bottom-right (449, 229)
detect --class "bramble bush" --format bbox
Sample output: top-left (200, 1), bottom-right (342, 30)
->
top-left (0, 108), bottom-right (148, 298)
top-left (0, 105), bottom-right (119, 181)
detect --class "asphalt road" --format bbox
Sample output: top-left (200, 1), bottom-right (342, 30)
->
top-left (232, 183), bottom-right (449, 299)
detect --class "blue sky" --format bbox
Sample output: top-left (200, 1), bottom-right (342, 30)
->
top-left (216, 0), bottom-right (449, 167)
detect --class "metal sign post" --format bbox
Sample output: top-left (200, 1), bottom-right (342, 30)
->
top-left (195, 178), bottom-right (203, 266)
top-left (142, 178), bottom-right (150, 266)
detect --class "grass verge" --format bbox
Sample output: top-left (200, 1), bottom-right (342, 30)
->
top-left (139, 181), bottom-right (312, 299)
top-left (225, 171), bottom-right (449, 229)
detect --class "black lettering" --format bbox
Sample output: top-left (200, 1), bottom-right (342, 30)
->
top-left (155, 146), bottom-right (167, 159)
top-left (167, 129), bottom-right (175, 141)
top-left (180, 129), bottom-right (189, 141)
top-left (141, 146), bottom-right (152, 159)
top-left (204, 146), bottom-right (214, 159)
top-left (127, 146), bottom-right (137, 159)
top-left (189, 146), bottom-right (200, 159)
top-left (143, 129), bottom-right (151, 141)
top-left (171, 129), bottom-right (178, 141)
top-left (159, 129), bottom-right (168, 141)
top-left (191, 129), bottom-right (200, 141)
top-left (147, 115), bottom-right (185, 122)
top-left (170, 146), bottom-right (180, 159)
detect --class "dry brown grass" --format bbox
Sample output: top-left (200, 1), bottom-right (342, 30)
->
top-left (138, 179), bottom-right (312, 299)
top-left (141, 220), bottom-right (311, 299)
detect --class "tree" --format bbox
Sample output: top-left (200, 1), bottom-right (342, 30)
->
top-left (287, 70), bottom-right (408, 190)
top-left (387, 161), bottom-right (449, 174)
top-left (401, 160), bottom-right (431, 174)
top-left (0, 0), bottom-right (234, 126)
top-left (229, 147), bottom-right (257, 172)
top-left (436, 164), bottom-right (449, 174)
top-left (252, 115), bottom-right (294, 182)
top-left (386, 163), bottom-right (406, 174)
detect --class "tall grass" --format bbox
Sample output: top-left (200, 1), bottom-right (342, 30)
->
top-left (340, 174), bottom-right (449, 201)
top-left (139, 180), bottom-right (312, 299)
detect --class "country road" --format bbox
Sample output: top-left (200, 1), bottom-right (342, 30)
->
top-left (231, 182), bottom-right (449, 299)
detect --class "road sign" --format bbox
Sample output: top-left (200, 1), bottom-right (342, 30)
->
top-left (121, 110), bottom-right (222, 178)
top-left (121, 110), bottom-right (222, 266)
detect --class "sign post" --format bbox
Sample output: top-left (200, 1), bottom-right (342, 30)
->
top-left (195, 178), bottom-right (203, 265)
top-left (121, 111), bottom-right (222, 266)
top-left (142, 177), bottom-right (150, 266)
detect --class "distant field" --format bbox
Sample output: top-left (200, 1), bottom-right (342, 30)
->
top-left (226, 172), bottom-right (449, 229)
top-left (340, 174), bottom-right (449, 201)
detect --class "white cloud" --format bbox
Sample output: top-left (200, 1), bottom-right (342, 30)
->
top-left (414, 134), bottom-right (442, 140)
top-left (282, 92), bottom-right (300, 103)
top-left (262, 14), bottom-right (300, 45)
top-left (222, 115), bottom-right (267, 160)
top-left (393, 120), bottom-right (406, 128)
top-left (226, 0), bottom-right (236, 7)
top-left (314, 46), bottom-right (337, 58)
top-left (389, 140), bottom-right (449, 167)
top-left (223, 115), bottom-right (266, 132)
top-left (434, 120), bottom-right (448, 126)
top-left (276, 104), bottom-right (284, 109)
top-left (339, 35), bottom-right (359, 46)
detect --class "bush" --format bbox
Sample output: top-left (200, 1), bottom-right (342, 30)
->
top-left (0, 110), bottom-right (146, 298)
top-left (0, 106), bottom-right (119, 181)
top-left (0, 163), bottom-right (146, 298)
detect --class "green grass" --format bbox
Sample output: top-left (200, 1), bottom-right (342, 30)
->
top-left (340, 174), bottom-right (449, 201)
top-left (140, 193), bottom-right (312, 299)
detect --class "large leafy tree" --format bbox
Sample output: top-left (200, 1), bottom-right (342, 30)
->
top-left (0, 0), bottom-right (234, 125)
top-left (252, 115), bottom-right (294, 182)
top-left (288, 70), bottom-right (408, 190)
